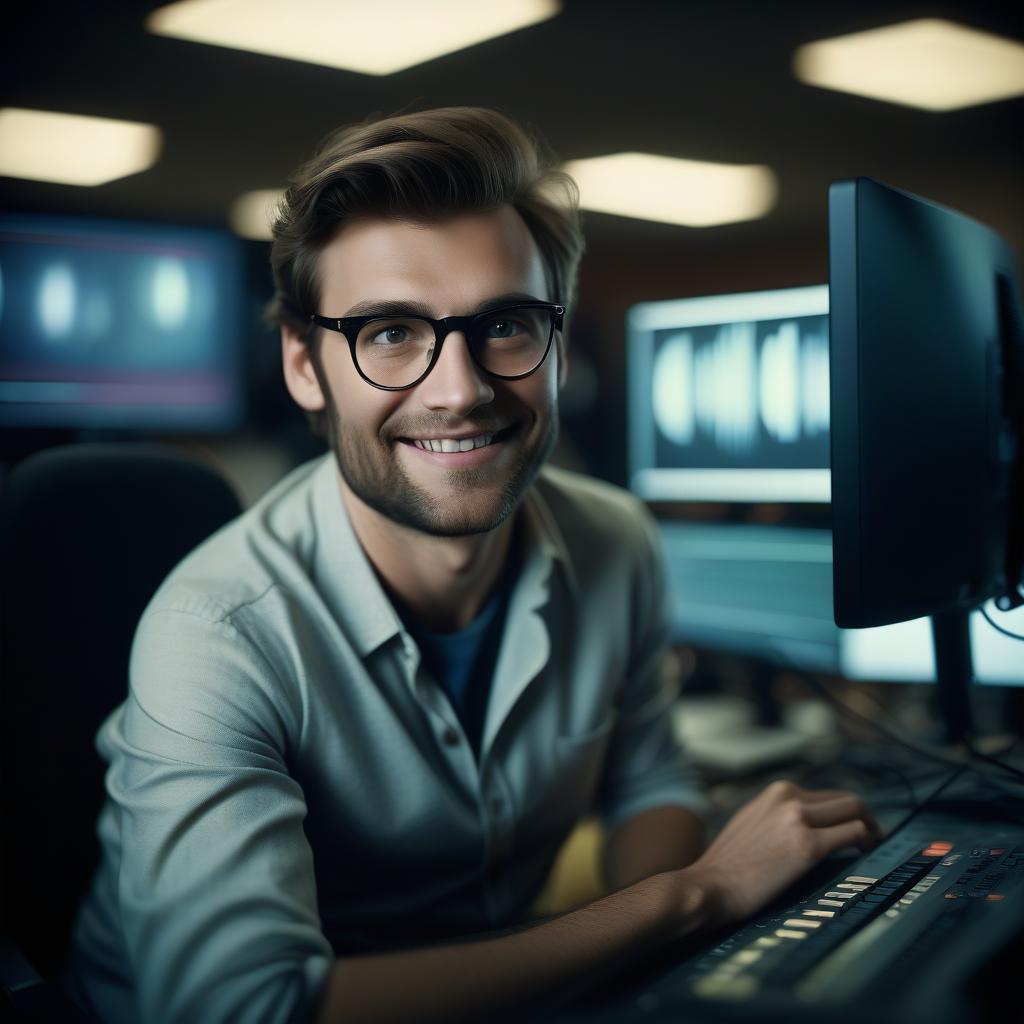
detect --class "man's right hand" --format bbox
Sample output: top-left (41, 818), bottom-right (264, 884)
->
top-left (677, 780), bottom-right (885, 930)
top-left (314, 781), bottom-right (884, 1023)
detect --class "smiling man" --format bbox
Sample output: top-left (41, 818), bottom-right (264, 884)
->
top-left (67, 108), bottom-right (881, 1024)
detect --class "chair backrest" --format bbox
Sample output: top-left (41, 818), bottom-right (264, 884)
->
top-left (0, 443), bottom-right (243, 981)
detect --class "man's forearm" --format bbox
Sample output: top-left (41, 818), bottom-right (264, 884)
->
top-left (603, 806), bottom-right (708, 893)
top-left (313, 871), bottom-right (712, 1024)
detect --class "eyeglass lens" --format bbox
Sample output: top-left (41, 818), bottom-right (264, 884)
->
top-left (354, 306), bottom-right (552, 388)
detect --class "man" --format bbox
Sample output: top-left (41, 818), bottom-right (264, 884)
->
top-left (68, 107), bottom-right (881, 1024)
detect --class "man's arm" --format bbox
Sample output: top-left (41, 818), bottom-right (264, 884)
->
top-left (315, 871), bottom-right (702, 1024)
top-left (602, 805), bottom-right (708, 893)
top-left (313, 780), bottom-right (883, 1024)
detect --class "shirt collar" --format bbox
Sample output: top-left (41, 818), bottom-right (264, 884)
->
top-left (309, 455), bottom-right (578, 659)
top-left (519, 470), bottom-right (578, 599)
top-left (310, 454), bottom-right (403, 659)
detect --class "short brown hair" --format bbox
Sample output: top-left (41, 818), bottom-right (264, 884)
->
top-left (266, 106), bottom-right (584, 438)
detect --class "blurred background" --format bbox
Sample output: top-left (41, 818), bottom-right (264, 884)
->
top-left (2, 0), bottom-right (1023, 782)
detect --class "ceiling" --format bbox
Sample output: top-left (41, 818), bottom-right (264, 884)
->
top-left (2, 0), bottom-right (1022, 274)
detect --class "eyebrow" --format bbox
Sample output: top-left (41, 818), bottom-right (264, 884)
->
top-left (339, 292), bottom-right (547, 319)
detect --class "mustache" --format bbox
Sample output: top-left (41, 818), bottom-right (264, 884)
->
top-left (385, 415), bottom-right (511, 439)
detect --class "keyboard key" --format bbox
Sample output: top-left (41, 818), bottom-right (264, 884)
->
top-left (845, 875), bottom-right (879, 884)
top-left (692, 973), bottom-right (759, 1000)
top-left (731, 950), bottom-right (763, 965)
top-left (775, 929), bottom-right (809, 940)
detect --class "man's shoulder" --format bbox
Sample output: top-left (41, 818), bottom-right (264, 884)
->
top-left (533, 464), bottom-right (656, 550)
top-left (144, 453), bottom-right (331, 627)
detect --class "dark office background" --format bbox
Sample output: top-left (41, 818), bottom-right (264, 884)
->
top-left (3, 8), bottom-right (1024, 1003)
top-left (1, 0), bottom-right (1021, 498)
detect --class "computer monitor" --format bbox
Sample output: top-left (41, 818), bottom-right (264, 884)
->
top-left (0, 214), bottom-right (245, 433)
top-left (828, 178), bottom-right (1024, 738)
top-left (627, 285), bottom-right (830, 503)
top-left (623, 260), bottom-right (1023, 695)
top-left (654, 519), bottom-right (1024, 687)
top-left (840, 614), bottom-right (1024, 687)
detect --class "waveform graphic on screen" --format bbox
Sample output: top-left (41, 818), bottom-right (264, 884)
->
top-left (651, 317), bottom-right (829, 456)
top-left (629, 285), bottom-right (832, 502)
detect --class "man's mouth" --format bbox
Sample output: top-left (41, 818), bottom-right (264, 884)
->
top-left (401, 425), bottom-right (515, 453)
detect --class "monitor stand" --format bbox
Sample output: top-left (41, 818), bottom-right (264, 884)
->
top-left (930, 607), bottom-right (974, 744)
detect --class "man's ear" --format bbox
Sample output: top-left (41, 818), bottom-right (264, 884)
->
top-left (281, 326), bottom-right (327, 414)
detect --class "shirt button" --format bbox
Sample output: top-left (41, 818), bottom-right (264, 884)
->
top-left (442, 727), bottom-right (460, 746)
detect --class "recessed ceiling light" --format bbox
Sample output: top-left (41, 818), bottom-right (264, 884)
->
top-left (229, 189), bottom-right (284, 241)
top-left (562, 153), bottom-right (778, 228)
top-left (0, 108), bottom-right (161, 186)
top-left (147, 0), bottom-right (561, 75)
top-left (794, 18), bottom-right (1024, 111)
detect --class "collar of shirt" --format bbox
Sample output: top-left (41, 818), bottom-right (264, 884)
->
top-left (307, 453), bottom-right (579, 665)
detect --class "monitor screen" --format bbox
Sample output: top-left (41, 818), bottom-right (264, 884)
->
top-left (828, 178), bottom-right (1022, 629)
top-left (839, 612), bottom-right (1024, 686)
top-left (657, 521), bottom-right (839, 673)
top-left (0, 214), bottom-right (245, 432)
top-left (657, 520), bottom-right (1024, 686)
top-left (627, 286), bottom-right (830, 503)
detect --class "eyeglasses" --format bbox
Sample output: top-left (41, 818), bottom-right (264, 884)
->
top-left (309, 302), bottom-right (565, 391)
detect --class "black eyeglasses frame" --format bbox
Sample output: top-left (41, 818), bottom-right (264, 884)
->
top-left (308, 302), bottom-right (565, 392)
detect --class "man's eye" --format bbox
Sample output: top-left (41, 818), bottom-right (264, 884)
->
top-left (373, 326), bottom-right (409, 344)
top-left (485, 320), bottom-right (523, 339)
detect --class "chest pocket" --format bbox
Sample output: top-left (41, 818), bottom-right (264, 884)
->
top-left (550, 709), bottom-right (620, 818)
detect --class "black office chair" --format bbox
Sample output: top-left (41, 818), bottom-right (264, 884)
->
top-left (0, 443), bottom-right (243, 1015)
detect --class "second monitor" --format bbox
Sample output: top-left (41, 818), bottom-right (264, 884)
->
top-left (627, 284), bottom-right (830, 503)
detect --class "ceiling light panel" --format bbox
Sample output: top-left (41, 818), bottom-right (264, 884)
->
top-left (794, 19), bottom-right (1024, 111)
top-left (147, 0), bottom-right (561, 75)
top-left (229, 189), bottom-right (284, 240)
top-left (562, 153), bottom-right (778, 228)
top-left (0, 108), bottom-right (162, 187)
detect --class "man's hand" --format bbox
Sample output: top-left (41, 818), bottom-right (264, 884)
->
top-left (678, 780), bottom-right (884, 929)
top-left (314, 782), bottom-right (882, 1023)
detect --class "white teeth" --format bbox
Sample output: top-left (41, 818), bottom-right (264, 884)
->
top-left (413, 433), bottom-right (494, 453)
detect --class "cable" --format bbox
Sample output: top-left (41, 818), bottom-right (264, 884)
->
top-left (964, 734), bottom-right (1024, 780)
top-left (793, 667), bottom-right (1024, 784)
top-left (980, 604), bottom-right (1024, 641)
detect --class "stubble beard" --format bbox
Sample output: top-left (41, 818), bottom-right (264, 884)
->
top-left (325, 402), bottom-right (558, 537)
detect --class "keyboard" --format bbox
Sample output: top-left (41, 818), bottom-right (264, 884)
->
top-left (565, 768), bottom-right (1024, 1024)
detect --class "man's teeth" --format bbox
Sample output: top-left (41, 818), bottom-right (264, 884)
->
top-left (413, 433), bottom-right (495, 453)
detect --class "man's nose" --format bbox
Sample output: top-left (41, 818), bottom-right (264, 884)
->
top-left (417, 331), bottom-right (494, 415)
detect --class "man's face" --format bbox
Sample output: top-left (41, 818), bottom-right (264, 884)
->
top-left (303, 207), bottom-right (560, 537)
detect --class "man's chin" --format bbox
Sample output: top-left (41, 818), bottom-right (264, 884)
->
top-left (374, 492), bottom-right (514, 537)
top-left (333, 417), bottom-right (553, 538)
top-left (335, 456), bottom-right (510, 537)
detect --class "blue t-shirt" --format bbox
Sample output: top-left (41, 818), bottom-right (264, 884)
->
top-left (399, 572), bottom-right (513, 757)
